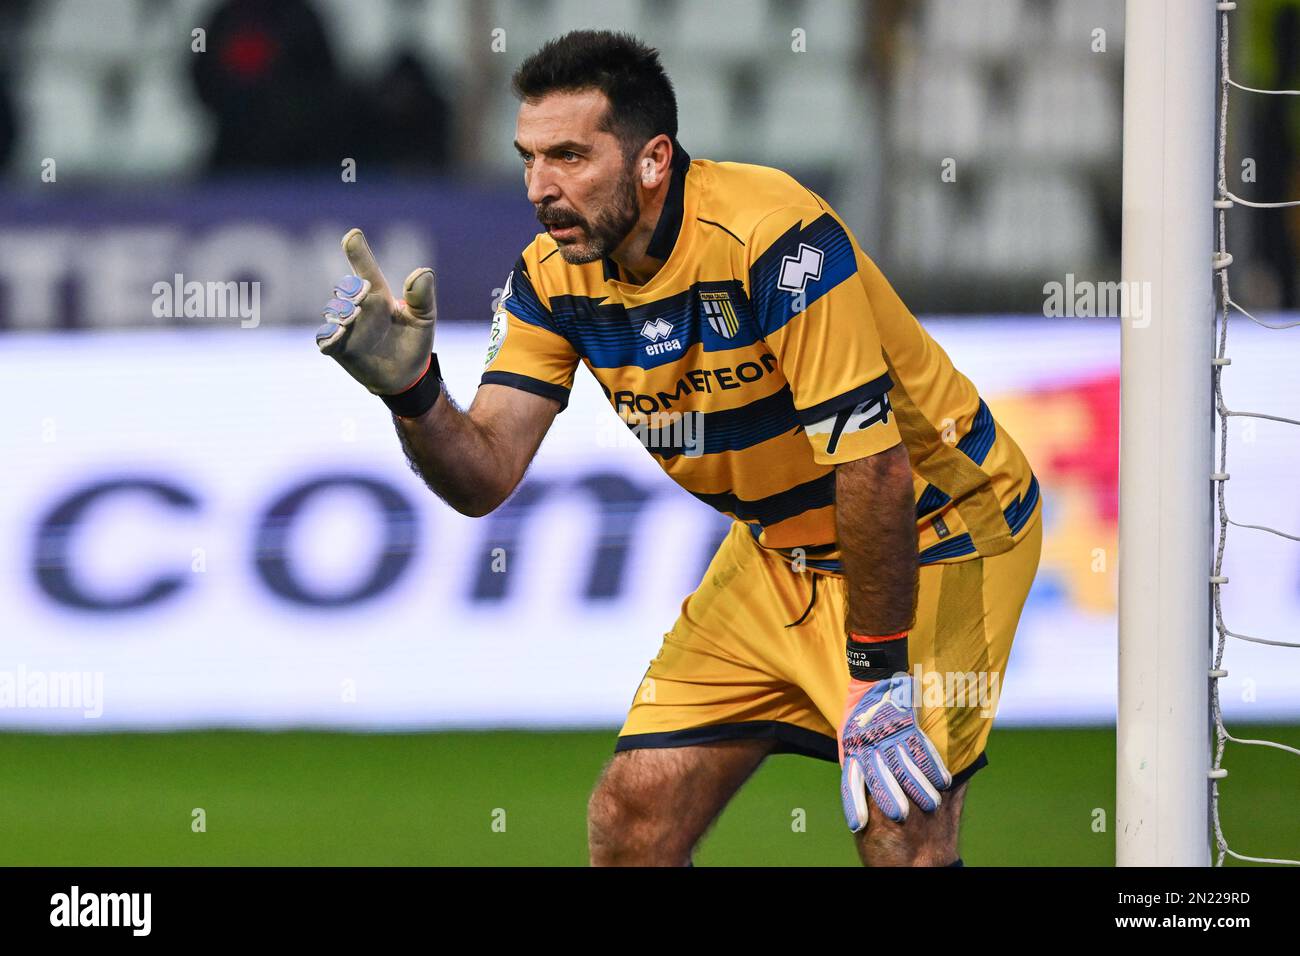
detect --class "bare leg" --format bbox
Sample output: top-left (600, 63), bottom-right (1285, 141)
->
top-left (853, 780), bottom-right (970, 866)
top-left (588, 739), bottom-right (774, 866)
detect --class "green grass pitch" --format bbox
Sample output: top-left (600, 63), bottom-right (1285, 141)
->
top-left (0, 725), bottom-right (1295, 866)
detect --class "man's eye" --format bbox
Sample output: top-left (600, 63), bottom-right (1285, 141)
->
top-left (561, 151), bottom-right (579, 162)
top-left (520, 154), bottom-right (533, 166)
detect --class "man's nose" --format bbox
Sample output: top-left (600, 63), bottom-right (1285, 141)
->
top-left (526, 160), bottom-right (561, 206)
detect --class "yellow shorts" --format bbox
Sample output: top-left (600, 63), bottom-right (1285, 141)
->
top-left (617, 504), bottom-right (1043, 787)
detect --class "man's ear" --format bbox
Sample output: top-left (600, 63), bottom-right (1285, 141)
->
top-left (637, 135), bottom-right (674, 187)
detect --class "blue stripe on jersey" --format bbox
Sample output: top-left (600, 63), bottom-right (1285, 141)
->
top-left (544, 292), bottom-right (628, 355)
top-left (915, 484), bottom-right (950, 519)
top-left (691, 471), bottom-right (835, 527)
top-left (748, 212), bottom-right (859, 337)
top-left (917, 471), bottom-right (1042, 564)
top-left (750, 470), bottom-right (1041, 571)
top-left (915, 398), bottom-right (997, 519)
top-left (803, 558), bottom-right (846, 572)
top-left (956, 398), bottom-right (996, 466)
top-left (504, 257), bottom-right (563, 336)
top-left (548, 281), bottom-right (762, 371)
top-left (550, 288), bottom-right (692, 369)
top-left (918, 533), bottom-right (976, 564)
top-left (637, 384), bottom-right (800, 460)
top-left (1003, 472), bottom-right (1041, 535)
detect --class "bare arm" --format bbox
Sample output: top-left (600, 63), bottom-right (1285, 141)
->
top-left (312, 228), bottom-right (561, 515)
top-left (835, 441), bottom-right (919, 638)
top-left (393, 382), bottom-right (560, 518)
top-left (836, 441), bottom-right (954, 830)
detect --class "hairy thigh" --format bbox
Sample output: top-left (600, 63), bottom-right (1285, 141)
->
top-left (588, 740), bottom-right (773, 865)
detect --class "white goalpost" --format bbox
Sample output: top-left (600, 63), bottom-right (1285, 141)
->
top-left (1117, 0), bottom-right (1217, 866)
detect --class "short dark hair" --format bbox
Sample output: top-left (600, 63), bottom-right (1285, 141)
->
top-left (511, 30), bottom-right (678, 159)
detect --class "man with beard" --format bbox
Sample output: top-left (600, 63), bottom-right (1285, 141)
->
top-left (315, 29), bottom-right (1043, 867)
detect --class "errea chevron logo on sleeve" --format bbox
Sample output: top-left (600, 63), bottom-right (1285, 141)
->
top-left (777, 243), bottom-right (824, 293)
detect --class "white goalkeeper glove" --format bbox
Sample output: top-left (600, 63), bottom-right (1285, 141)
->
top-left (316, 228), bottom-right (441, 415)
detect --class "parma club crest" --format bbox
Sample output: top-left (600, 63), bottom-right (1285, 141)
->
top-left (700, 290), bottom-right (739, 339)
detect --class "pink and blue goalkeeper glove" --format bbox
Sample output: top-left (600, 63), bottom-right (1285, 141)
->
top-left (838, 672), bottom-right (953, 832)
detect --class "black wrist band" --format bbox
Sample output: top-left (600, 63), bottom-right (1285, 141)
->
top-left (381, 353), bottom-right (442, 419)
top-left (846, 634), bottom-right (909, 682)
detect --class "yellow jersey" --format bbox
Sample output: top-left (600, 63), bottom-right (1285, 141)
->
top-left (480, 145), bottom-right (1040, 570)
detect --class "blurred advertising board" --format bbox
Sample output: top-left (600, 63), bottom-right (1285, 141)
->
top-left (0, 181), bottom-right (538, 332)
top-left (1, 318), bottom-right (1296, 729)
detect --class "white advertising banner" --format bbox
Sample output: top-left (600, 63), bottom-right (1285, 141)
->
top-left (0, 317), bottom-right (1295, 729)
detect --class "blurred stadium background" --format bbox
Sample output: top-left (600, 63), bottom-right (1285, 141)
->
top-left (0, 0), bottom-right (1296, 865)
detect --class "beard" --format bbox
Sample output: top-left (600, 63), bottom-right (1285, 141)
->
top-left (536, 167), bottom-right (641, 265)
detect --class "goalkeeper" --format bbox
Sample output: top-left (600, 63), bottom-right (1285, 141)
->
top-left (316, 30), bottom-right (1043, 867)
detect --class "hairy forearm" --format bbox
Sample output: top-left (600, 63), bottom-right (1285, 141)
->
top-left (392, 385), bottom-right (512, 517)
top-left (835, 444), bottom-right (919, 637)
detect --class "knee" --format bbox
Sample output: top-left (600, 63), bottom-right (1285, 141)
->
top-left (587, 778), bottom-right (685, 866)
top-left (857, 824), bottom-right (959, 866)
top-left (855, 787), bottom-right (966, 867)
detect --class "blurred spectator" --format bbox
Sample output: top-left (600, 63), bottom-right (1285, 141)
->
top-left (365, 50), bottom-right (453, 174)
top-left (191, 0), bottom-right (358, 172)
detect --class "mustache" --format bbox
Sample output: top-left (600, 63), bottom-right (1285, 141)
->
top-left (536, 204), bottom-right (585, 229)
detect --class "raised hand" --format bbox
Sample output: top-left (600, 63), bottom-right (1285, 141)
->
top-left (316, 227), bottom-right (438, 396)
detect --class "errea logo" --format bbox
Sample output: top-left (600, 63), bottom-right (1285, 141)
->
top-left (640, 317), bottom-right (682, 356)
top-left (777, 243), bottom-right (823, 293)
top-left (640, 318), bottom-right (673, 341)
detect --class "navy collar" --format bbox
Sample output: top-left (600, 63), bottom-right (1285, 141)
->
top-left (602, 141), bottom-right (691, 283)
